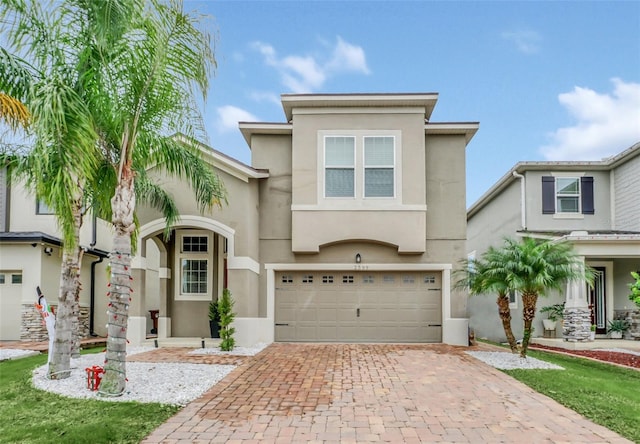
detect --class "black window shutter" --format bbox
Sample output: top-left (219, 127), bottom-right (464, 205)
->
top-left (581, 176), bottom-right (594, 214)
top-left (542, 176), bottom-right (555, 214)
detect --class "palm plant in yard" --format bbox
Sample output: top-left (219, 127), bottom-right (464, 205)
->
top-left (1, 0), bottom-right (225, 388)
top-left (456, 246), bottom-right (519, 353)
top-left (503, 237), bottom-right (593, 357)
top-left (94, 1), bottom-right (225, 396)
top-left (1, 0), bottom-right (104, 377)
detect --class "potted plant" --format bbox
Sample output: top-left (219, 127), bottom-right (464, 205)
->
top-left (607, 319), bottom-right (629, 339)
top-left (208, 300), bottom-right (220, 338)
top-left (540, 303), bottom-right (565, 331)
top-left (590, 324), bottom-right (596, 341)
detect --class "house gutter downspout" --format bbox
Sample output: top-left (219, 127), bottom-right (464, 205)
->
top-left (512, 171), bottom-right (526, 230)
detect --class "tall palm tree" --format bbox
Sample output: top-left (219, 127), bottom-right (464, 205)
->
top-left (94, 1), bottom-right (225, 396)
top-left (503, 237), bottom-right (593, 357)
top-left (1, 1), bottom-right (224, 384)
top-left (456, 246), bottom-right (519, 353)
top-left (1, 0), bottom-right (102, 377)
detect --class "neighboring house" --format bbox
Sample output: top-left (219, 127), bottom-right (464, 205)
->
top-left (2, 92), bottom-right (479, 347)
top-left (467, 142), bottom-right (640, 342)
top-left (0, 169), bottom-right (111, 341)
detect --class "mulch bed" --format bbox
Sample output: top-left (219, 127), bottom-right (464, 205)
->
top-left (530, 344), bottom-right (640, 369)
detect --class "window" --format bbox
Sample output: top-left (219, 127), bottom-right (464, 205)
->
top-left (181, 260), bottom-right (207, 294)
top-left (423, 275), bottom-right (436, 284)
top-left (508, 290), bottom-right (518, 309)
top-left (11, 273), bottom-right (22, 284)
top-left (363, 275), bottom-right (374, 284)
top-left (342, 275), bottom-right (354, 283)
top-left (175, 231), bottom-right (213, 301)
top-left (321, 132), bottom-right (399, 202)
top-left (383, 275), bottom-right (395, 283)
top-left (322, 275), bottom-right (334, 283)
top-left (302, 275), bottom-right (313, 283)
top-left (325, 136), bottom-right (355, 197)
top-left (36, 200), bottom-right (54, 215)
top-left (281, 275), bottom-right (293, 283)
top-left (0, 274), bottom-right (5, 284)
top-left (402, 275), bottom-right (415, 284)
top-left (364, 137), bottom-right (394, 197)
top-left (542, 176), bottom-right (594, 215)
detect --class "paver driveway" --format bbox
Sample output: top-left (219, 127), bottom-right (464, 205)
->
top-left (141, 343), bottom-right (630, 443)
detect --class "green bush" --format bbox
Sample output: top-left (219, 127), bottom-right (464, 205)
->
top-left (218, 288), bottom-right (236, 351)
top-left (629, 271), bottom-right (640, 308)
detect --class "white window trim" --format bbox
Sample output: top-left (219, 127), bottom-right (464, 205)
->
top-left (551, 172), bottom-right (585, 218)
top-left (508, 290), bottom-right (518, 309)
top-left (317, 130), bottom-right (402, 209)
top-left (363, 135), bottom-right (396, 199)
top-left (174, 230), bottom-right (213, 301)
top-left (323, 135), bottom-right (356, 199)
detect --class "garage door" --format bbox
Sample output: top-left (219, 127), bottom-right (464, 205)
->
top-left (275, 271), bottom-right (442, 342)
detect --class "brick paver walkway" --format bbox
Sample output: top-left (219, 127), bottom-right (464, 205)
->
top-left (142, 343), bottom-right (630, 443)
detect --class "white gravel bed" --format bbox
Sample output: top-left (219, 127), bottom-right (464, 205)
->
top-left (0, 348), bottom-right (40, 361)
top-left (188, 342), bottom-right (269, 356)
top-left (466, 351), bottom-right (564, 370)
top-left (32, 346), bottom-right (235, 406)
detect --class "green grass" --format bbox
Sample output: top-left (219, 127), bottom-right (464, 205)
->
top-left (504, 349), bottom-right (640, 443)
top-left (0, 353), bottom-right (179, 444)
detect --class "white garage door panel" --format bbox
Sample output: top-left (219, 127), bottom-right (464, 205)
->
top-left (275, 271), bottom-right (443, 342)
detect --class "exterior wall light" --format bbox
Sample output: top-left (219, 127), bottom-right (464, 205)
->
top-left (44, 247), bottom-right (53, 256)
top-left (355, 253), bottom-right (361, 264)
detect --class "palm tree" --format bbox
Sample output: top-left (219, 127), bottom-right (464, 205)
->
top-left (1, 0), bottom-right (103, 377)
top-left (94, 1), bottom-right (225, 396)
top-left (1, 1), bottom-right (224, 384)
top-left (503, 237), bottom-right (593, 357)
top-left (456, 246), bottom-right (519, 353)
top-left (0, 92), bottom-right (29, 130)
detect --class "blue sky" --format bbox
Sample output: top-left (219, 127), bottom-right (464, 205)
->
top-left (186, 0), bottom-right (640, 207)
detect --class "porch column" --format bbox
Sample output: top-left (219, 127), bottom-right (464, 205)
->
top-left (158, 267), bottom-right (171, 338)
top-left (562, 256), bottom-right (591, 342)
top-left (127, 255), bottom-right (147, 345)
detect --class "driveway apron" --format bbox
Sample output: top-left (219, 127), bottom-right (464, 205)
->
top-left (141, 343), bottom-right (631, 443)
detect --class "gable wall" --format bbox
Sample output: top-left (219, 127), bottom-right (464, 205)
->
top-left (613, 153), bottom-right (640, 231)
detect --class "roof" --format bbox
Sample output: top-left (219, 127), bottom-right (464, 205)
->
top-left (173, 134), bottom-right (269, 182)
top-left (0, 231), bottom-right (109, 257)
top-left (468, 140), bottom-right (640, 217)
top-left (280, 92), bottom-right (440, 121)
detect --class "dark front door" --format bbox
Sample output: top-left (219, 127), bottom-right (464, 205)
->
top-left (589, 267), bottom-right (606, 334)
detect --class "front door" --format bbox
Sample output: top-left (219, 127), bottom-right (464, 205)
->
top-left (589, 267), bottom-right (606, 334)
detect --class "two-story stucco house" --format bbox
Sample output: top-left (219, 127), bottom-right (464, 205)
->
top-left (1, 92), bottom-right (478, 347)
top-left (467, 142), bottom-right (640, 343)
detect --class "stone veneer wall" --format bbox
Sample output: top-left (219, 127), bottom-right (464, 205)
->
top-left (21, 304), bottom-right (90, 342)
top-left (562, 307), bottom-right (592, 342)
top-left (615, 309), bottom-right (640, 340)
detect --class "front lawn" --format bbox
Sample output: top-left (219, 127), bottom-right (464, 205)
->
top-left (504, 349), bottom-right (640, 443)
top-left (0, 353), bottom-right (178, 444)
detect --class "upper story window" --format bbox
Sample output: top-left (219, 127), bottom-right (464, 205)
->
top-left (36, 199), bottom-right (54, 215)
top-left (325, 136), bottom-right (355, 197)
top-left (364, 137), bottom-right (394, 197)
top-left (321, 131), bottom-right (399, 203)
top-left (542, 175), bottom-right (594, 216)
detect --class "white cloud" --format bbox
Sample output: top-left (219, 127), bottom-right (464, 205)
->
top-left (251, 36), bottom-right (370, 93)
top-left (215, 105), bottom-right (259, 132)
top-left (326, 37), bottom-right (371, 75)
top-left (540, 78), bottom-right (640, 160)
top-left (501, 29), bottom-right (541, 54)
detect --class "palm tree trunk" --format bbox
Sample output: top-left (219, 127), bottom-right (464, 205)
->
top-left (496, 293), bottom-right (518, 353)
top-left (520, 292), bottom-right (538, 357)
top-left (99, 175), bottom-right (135, 396)
top-left (48, 201), bottom-right (83, 379)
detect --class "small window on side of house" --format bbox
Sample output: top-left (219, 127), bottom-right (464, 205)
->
top-left (36, 200), bottom-right (54, 215)
top-left (508, 290), bottom-right (518, 309)
top-left (0, 274), bottom-right (5, 284)
top-left (11, 273), bottom-right (22, 284)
